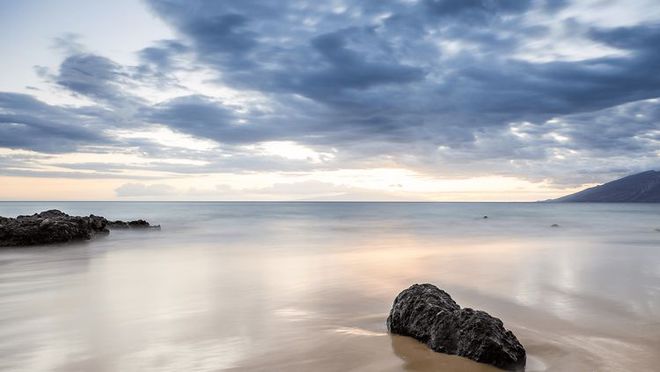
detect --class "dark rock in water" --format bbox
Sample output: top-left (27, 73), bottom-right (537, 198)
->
top-left (483, 215), bottom-right (489, 219)
top-left (107, 220), bottom-right (130, 229)
top-left (551, 224), bottom-right (560, 228)
top-left (387, 284), bottom-right (526, 370)
top-left (0, 210), bottom-right (158, 247)
top-left (0, 210), bottom-right (108, 247)
top-left (107, 219), bottom-right (160, 230)
top-left (128, 219), bottom-right (152, 228)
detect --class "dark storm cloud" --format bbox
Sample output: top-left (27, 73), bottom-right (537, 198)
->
top-left (438, 49), bottom-right (660, 119)
top-left (143, 95), bottom-right (277, 144)
top-left (183, 13), bottom-right (258, 56)
top-left (426, 98), bottom-right (660, 185)
top-left (299, 31), bottom-right (425, 96)
top-left (134, 40), bottom-right (192, 90)
top-left (589, 23), bottom-right (660, 52)
top-left (145, 0), bottom-right (427, 96)
top-left (547, 99), bottom-right (660, 154)
top-left (423, 0), bottom-right (533, 21)
top-left (1, 0), bottom-right (659, 185)
top-left (0, 93), bottom-right (109, 153)
top-left (143, 0), bottom-right (660, 133)
top-left (56, 54), bottom-right (129, 103)
top-left (138, 40), bottom-right (188, 69)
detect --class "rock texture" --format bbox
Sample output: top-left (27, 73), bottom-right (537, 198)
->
top-left (387, 284), bottom-right (526, 371)
top-left (0, 210), bottom-right (158, 247)
top-left (107, 219), bottom-right (155, 229)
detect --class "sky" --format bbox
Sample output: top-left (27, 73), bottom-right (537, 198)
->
top-left (1, 0), bottom-right (659, 201)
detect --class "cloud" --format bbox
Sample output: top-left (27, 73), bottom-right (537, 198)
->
top-left (138, 40), bottom-right (189, 69)
top-left (142, 0), bottom-right (660, 138)
top-left (0, 93), bottom-right (110, 153)
top-left (252, 180), bottom-right (422, 201)
top-left (1, 0), bottom-right (660, 189)
top-left (56, 54), bottom-right (129, 103)
top-left (114, 180), bottom-right (420, 201)
top-left (423, 0), bottom-right (534, 21)
top-left (303, 31), bottom-right (425, 93)
top-left (115, 183), bottom-right (176, 197)
top-left (52, 33), bottom-right (86, 55)
top-left (143, 95), bottom-right (247, 142)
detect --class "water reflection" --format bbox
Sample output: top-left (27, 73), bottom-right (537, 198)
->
top-left (390, 335), bottom-right (501, 372)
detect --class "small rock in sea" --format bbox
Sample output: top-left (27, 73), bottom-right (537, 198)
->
top-left (128, 219), bottom-right (152, 228)
top-left (107, 220), bottom-right (130, 229)
top-left (107, 219), bottom-right (160, 230)
top-left (0, 210), bottom-right (158, 247)
top-left (387, 284), bottom-right (526, 371)
top-left (551, 224), bottom-right (560, 228)
top-left (483, 215), bottom-right (489, 219)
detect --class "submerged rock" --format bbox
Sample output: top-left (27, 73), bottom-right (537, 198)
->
top-left (0, 210), bottom-right (158, 247)
top-left (107, 219), bottom-right (159, 230)
top-left (387, 284), bottom-right (526, 370)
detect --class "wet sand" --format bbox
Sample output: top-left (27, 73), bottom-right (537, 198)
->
top-left (0, 202), bottom-right (659, 371)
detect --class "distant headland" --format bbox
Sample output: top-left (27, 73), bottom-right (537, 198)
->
top-left (547, 171), bottom-right (660, 202)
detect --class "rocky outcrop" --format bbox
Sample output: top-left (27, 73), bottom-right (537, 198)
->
top-left (0, 210), bottom-right (158, 247)
top-left (107, 219), bottom-right (157, 229)
top-left (387, 284), bottom-right (526, 371)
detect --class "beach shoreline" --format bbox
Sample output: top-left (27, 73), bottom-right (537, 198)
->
top-left (1, 202), bottom-right (659, 371)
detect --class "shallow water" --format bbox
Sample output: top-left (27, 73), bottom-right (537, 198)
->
top-left (0, 202), bottom-right (659, 371)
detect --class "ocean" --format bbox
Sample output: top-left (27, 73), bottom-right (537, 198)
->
top-left (0, 202), bottom-right (659, 371)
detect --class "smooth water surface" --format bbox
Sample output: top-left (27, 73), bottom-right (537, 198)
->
top-left (0, 202), bottom-right (659, 371)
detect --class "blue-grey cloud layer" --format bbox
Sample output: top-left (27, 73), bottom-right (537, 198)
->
top-left (1, 0), bottom-right (659, 184)
top-left (0, 93), bottom-right (110, 152)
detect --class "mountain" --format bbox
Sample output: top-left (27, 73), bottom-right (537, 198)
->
top-left (550, 171), bottom-right (660, 202)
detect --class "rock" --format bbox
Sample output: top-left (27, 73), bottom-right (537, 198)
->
top-left (107, 220), bottom-right (129, 229)
top-left (0, 210), bottom-right (109, 247)
top-left (107, 219), bottom-right (160, 230)
top-left (0, 210), bottom-right (158, 247)
top-left (128, 219), bottom-right (150, 228)
top-left (550, 224), bottom-right (560, 228)
top-left (483, 215), bottom-right (489, 219)
top-left (387, 284), bottom-right (526, 371)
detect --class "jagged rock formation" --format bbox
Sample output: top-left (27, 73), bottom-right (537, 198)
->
top-left (387, 284), bottom-right (526, 371)
top-left (107, 219), bottom-right (152, 229)
top-left (0, 210), bottom-right (158, 247)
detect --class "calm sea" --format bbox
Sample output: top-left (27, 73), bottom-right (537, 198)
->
top-left (1, 202), bottom-right (659, 371)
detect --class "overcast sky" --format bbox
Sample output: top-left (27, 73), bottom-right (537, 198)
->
top-left (1, 0), bottom-right (659, 201)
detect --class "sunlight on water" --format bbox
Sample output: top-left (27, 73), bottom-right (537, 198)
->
top-left (0, 202), bottom-right (659, 371)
